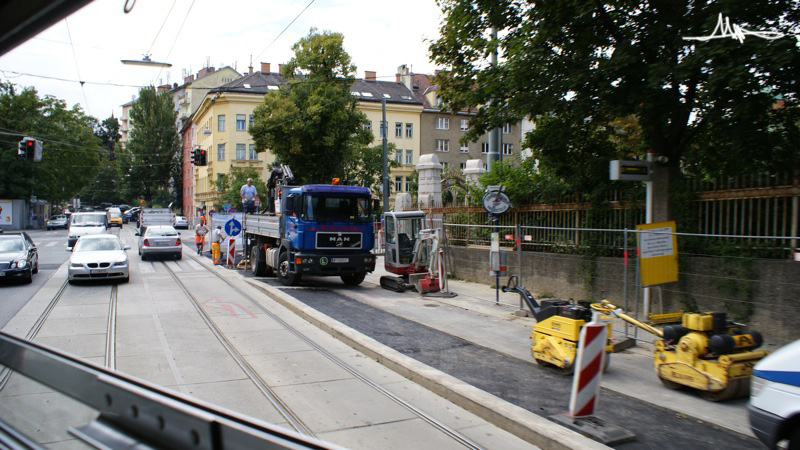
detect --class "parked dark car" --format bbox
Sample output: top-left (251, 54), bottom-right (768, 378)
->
top-left (0, 232), bottom-right (38, 283)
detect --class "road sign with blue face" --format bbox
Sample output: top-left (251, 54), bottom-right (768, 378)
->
top-left (225, 218), bottom-right (242, 237)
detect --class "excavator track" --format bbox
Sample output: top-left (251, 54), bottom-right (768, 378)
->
top-left (380, 275), bottom-right (412, 293)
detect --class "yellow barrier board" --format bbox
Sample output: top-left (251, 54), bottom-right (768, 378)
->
top-left (637, 221), bottom-right (678, 287)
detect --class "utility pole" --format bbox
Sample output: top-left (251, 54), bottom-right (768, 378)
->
top-left (382, 98), bottom-right (389, 212)
top-left (486, 27), bottom-right (501, 172)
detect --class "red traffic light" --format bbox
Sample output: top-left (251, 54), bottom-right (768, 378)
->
top-left (26, 141), bottom-right (34, 148)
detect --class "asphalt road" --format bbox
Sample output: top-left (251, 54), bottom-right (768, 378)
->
top-left (0, 228), bottom-right (71, 328)
top-left (272, 283), bottom-right (761, 450)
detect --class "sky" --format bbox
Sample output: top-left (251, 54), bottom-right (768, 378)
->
top-left (0, 0), bottom-right (445, 120)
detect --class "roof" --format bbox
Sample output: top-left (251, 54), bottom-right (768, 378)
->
top-left (349, 79), bottom-right (422, 105)
top-left (173, 66), bottom-right (242, 91)
top-left (210, 71), bottom-right (286, 95)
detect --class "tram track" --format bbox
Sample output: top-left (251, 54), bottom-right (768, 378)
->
top-left (162, 258), bottom-right (484, 450)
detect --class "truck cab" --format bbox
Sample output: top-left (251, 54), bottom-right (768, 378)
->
top-left (247, 183), bottom-right (377, 286)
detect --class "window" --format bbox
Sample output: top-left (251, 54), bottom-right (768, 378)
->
top-left (395, 176), bottom-right (403, 192)
top-left (460, 162), bottom-right (466, 170)
top-left (395, 149), bottom-right (403, 164)
top-left (460, 119), bottom-right (469, 131)
top-left (236, 143), bottom-right (246, 160)
top-left (460, 143), bottom-right (469, 153)
top-left (236, 114), bottom-right (246, 131)
top-left (249, 115), bottom-right (254, 128)
top-left (364, 121), bottom-right (372, 132)
top-left (217, 115), bottom-right (225, 131)
top-left (503, 143), bottom-right (513, 155)
top-left (434, 95), bottom-right (443, 107)
top-left (405, 177), bottom-right (411, 192)
top-left (395, 122), bottom-right (403, 138)
top-left (435, 117), bottom-right (449, 130)
top-left (249, 144), bottom-right (257, 160)
top-left (442, 162), bottom-right (449, 170)
top-left (503, 123), bottom-right (512, 134)
top-left (481, 142), bottom-right (489, 154)
top-left (436, 139), bottom-right (450, 152)
top-left (217, 143), bottom-right (225, 161)
top-left (405, 149), bottom-right (413, 165)
top-left (216, 174), bottom-right (226, 192)
top-left (405, 123), bottom-right (413, 138)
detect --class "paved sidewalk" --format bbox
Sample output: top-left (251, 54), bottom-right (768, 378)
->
top-left (340, 258), bottom-right (753, 438)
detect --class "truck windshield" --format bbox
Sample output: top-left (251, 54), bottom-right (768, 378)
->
top-left (303, 196), bottom-right (370, 222)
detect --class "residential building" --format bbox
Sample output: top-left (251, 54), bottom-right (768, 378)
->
top-left (352, 71), bottom-right (423, 198)
top-left (191, 63), bottom-right (284, 211)
top-left (119, 100), bottom-right (133, 148)
top-left (395, 65), bottom-right (522, 173)
top-left (170, 66), bottom-right (241, 131)
top-left (181, 121), bottom-right (196, 220)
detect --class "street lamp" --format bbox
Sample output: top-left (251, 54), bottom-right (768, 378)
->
top-left (121, 54), bottom-right (172, 68)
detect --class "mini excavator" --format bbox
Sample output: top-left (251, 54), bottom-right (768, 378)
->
top-left (591, 300), bottom-right (768, 401)
top-left (502, 276), bottom-right (613, 374)
top-left (379, 211), bottom-right (456, 297)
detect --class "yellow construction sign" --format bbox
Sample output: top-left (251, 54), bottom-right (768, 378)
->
top-left (636, 221), bottom-right (678, 287)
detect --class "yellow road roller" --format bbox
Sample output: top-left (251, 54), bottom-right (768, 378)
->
top-left (503, 277), bottom-right (612, 374)
top-left (592, 300), bottom-right (768, 401)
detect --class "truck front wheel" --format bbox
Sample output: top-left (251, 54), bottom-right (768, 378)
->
top-left (278, 251), bottom-right (301, 286)
top-left (341, 272), bottom-right (366, 286)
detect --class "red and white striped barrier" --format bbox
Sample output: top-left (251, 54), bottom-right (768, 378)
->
top-left (568, 313), bottom-right (606, 418)
top-left (226, 237), bottom-right (236, 266)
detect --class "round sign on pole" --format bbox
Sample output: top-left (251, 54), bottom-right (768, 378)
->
top-left (225, 218), bottom-right (242, 237)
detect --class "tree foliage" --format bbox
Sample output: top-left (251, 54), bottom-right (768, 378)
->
top-left (342, 143), bottom-right (401, 193)
top-left (430, 1), bottom-right (800, 200)
top-left (0, 82), bottom-right (101, 204)
top-left (250, 29), bottom-right (373, 185)
top-left (212, 167), bottom-right (265, 212)
top-left (127, 87), bottom-right (180, 203)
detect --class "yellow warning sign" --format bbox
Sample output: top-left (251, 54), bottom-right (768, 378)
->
top-left (637, 221), bottom-right (678, 287)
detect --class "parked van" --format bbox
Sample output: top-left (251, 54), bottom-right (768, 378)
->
top-left (749, 339), bottom-right (800, 449)
top-left (107, 207), bottom-right (123, 228)
top-left (67, 212), bottom-right (109, 248)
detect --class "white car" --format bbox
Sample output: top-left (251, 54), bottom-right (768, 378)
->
top-left (68, 234), bottom-right (130, 283)
top-left (174, 216), bottom-right (189, 229)
top-left (67, 212), bottom-right (109, 248)
top-left (137, 226), bottom-right (182, 260)
top-left (749, 339), bottom-right (800, 449)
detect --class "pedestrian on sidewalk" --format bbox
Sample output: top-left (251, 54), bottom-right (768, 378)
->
top-left (211, 225), bottom-right (226, 264)
top-left (194, 221), bottom-right (208, 255)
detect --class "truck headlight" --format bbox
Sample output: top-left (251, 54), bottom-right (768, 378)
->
top-left (751, 376), bottom-right (766, 398)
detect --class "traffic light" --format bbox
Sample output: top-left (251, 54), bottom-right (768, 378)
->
top-left (191, 148), bottom-right (198, 165)
top-left (197, 149), bottom-right (207, 166)
top-left (18, 137), bottom-right (42, 161)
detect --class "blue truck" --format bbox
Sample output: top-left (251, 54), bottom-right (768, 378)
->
top-left (244, 166), bottom-right (377, 286)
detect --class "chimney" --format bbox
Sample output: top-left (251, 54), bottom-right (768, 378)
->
top-left (278, 64), bottom-right (283, 75)
top-left (365, 71), bottom-right (377, 81)
top-left (248, 64), bottom-right (253, 75)
top-left (157, 84), bottom-right (171, 94)
top-left (184, 74), bottom-right (195, 83)
top-left (260, 62), bottom-right (270, 73)
top-left (197, 66), bottom-right (216, 78)
top-left (396, 65), bottom-right (412, 90)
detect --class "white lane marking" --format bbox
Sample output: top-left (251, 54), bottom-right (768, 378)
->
top-left (184, 260), bottom-right (203, 271)
top-left (166, 261), bottom-right (183, 272)
top-left (45, 241), bottom-right (57, 247)
top-left (139, 262), bottom-right (155, 273)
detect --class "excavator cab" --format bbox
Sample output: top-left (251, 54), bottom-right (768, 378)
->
top-left (383, 211), bottom-right (426, 276)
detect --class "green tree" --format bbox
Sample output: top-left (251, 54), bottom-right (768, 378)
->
top-left (342, 143), bottom-right (401, 193)
top-left (0, 82), bottom-right (101, 205)
top-left (250, 29), bottom-right (373, 184)
top-left (127, 86), bottom-right (180, 203)
top-left (212, 167), bottom-right (265, 212)
top-left (430, 1), bottom-right (800, 219)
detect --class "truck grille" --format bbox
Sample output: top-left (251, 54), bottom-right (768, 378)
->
top-left (316, 232), bottom-right (362, 249)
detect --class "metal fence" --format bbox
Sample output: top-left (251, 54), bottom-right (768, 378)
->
top-left (438, 222), bottom-right (800, 345)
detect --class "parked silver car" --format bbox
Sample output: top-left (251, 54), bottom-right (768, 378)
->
top-left (137, 226), bottom-right (182, 260)
top-left (68, 234), bottom-right (130, 283)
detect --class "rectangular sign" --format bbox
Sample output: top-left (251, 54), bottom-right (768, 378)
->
top-left (0, 200), bottom-right (13, 226)
top-left (636, 221), bottom-right (678, 287)
top-left (610, 160), bottom-right (652, 181)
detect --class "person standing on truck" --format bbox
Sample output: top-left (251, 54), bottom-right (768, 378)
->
top-left (210, 225), bottom-right (226, 264)
top-left (194, 221), bottom-right (208, 255)
top-left (240, 178), bottom-right (259, 214)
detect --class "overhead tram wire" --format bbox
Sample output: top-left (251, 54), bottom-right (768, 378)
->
top-left (252, 0), bottom-right (316, 63)
top-left (155, 0), bottom-right (197, 86)
top-left (64, 18), bottom-right (91, 116)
